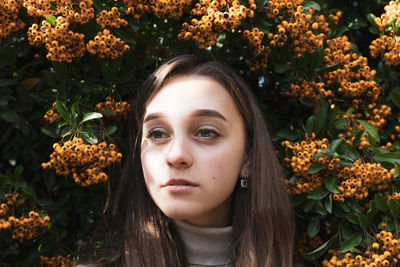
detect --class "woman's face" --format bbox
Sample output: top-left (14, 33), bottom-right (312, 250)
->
top-left (140, 75), bottom-right (247, 227)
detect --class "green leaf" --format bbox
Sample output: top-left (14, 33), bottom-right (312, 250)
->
top-left (40, 126), bottom-right (58, 138)
top-left (355, 212), bottom-right (369, 229)
top-left (315, 101), bottom-right (328, 135)
top-left (55, 101), bottom-right (70, 123)
top-left (352, 129), bottom-right (366, 148)
top-left (324, 177), bottom-right (340, 193)
top-left (389, 90), bottom-right (400, 107)
top-left (0, 79), bottom-right (18, 87)
top-left (389, 198), bottom-right (400, 217)
top-left (369, 26), bottom-right (380, 35)
top-left (340, 232), bottom-right (363, 252)
top-left (303, 0), bottom-right (321, 11)
top-left (309, 162), bottom-right (325, 174)
top-left (71, 102), bottom-right (79, 116)
top-left (305, 116), bottom-right (316, 137)
top-left (45, 15), bottom-right (56, 27)
top-left (21, 185), bottom-right (38, 201)
top-left (304, 198), bottom-right (316, 212)
top-left (324, 194), bottom-right (332, 213)
top-left (274, 63), bottom-right (291, 73)
top-left (329, 139), bottom-right (343, 154)
top-left (375, 152), bottom-right (400, 165)
top-left (312, 152), bottom-right (328, 159)
top-left (81, 132), bottom-right (98, 144)
top-left (349, 199), bottom-right (363, 213)
top-left (307, 186), bottom-right (329, 200)
top-left (374, 194), bottom-right (389, 212)
top-left (315, 200), bottom-right (328, 216)
top-left (332, 118), bottom-right (347, 130)
top-left (105, 125), bottom-right (118, 136)
top-left (14, 165), bottom-right (23, 179)
top-left (340, 203), bottom-right (351, 213)
top-left (346, 213), bottom-right (359, 224)
top-left (292, 194), bottom-right (306, 207)
top-left (315, 63), bottom-right (341, 73)
top-left (81, 112), bottom-right (103, 124)
top-left (304, 238), bottom-right (333, 260)
top-left (357, 120), bottom-right (379, 142)
top-left (367, 13), bottom-right (378, 26)
top-left (308, 219), bottom-right (320, 238)
top-left (276, 129), bottom-right (299, 141)
top-left (100, 109), bottom-right (116, 116)
top-left (0, 111), bottom-right (19, 124)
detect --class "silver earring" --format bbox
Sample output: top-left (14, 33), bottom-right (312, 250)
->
top-left (240, 173), bottom-right (248, 188)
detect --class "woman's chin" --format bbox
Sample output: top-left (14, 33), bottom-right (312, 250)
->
top-left (159, 205), bottom-right (199, 221)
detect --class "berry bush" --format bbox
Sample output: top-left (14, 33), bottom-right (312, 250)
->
top-left (0, 0), bottom-right (400, 266)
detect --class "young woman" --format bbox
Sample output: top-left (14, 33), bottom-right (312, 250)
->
top-left (92, 55), bottom-right (294, 266)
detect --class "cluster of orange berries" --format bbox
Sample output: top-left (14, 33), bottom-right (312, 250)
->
top-left (265, 0), bottom-right (303, 18)
top-left (282, 132), bottom-right (394, 199)
top-left (370, 35), bottom-right (400, 66)
top-left (86, 29), bottom-right (130, 59)
top-left (178, 0), bottom-right (255, 48)
top-left (323, 231), bottom-right (400, 266)
top-left (152, 0), bottom-right (192, 19)
top-left (369, 2), bottom-right (400, 66)
top-left (333, 160), bottom-right (394, 202)
top-left (282, 8), bottom-right (327, 58)
top-left (7, 212), bottom-right (50, 243)
top-left (94, 96), bottom-right (132, 121)
top-left (296, 232), bottom-right (322, 256)
top-left (41, 137), bottom-right (122, 186)
top-left (281, 133), bottom-right (338, 195)
top-left (324, 36), bottom-right (380, 103)
top-left (390, 115), bottom-right (400, 142)
top-left (266, 5), bottom-right (328, 58)
top-left (386, 192), bottom-right (400, 200)
top-left (27, 17), bottom-right (85, 62)
top-left (328, 11), bottom-right (343, 25)
top-left (40, 256), bottom-right (76, 267)
top-left (120, 0), bottom-right (150, 19)
top-left (286, 79), bottom-right (332, 102)
top-left (0, 0), bottom-right (25, 40)
top-left (43, 102), bottom-right (60, 123)
top-left (96, 7), bottom-right (128, 29)
top-left (0, 193), bottom-right (18, 217)
top-left (1, 194), bottom-right (50, 243)
top-left (375, 1), bottom-right (400, 33)
top-left (337, 120), bottom-right (371, 151)
top-left (23, 0), bottom-right (94, 24)
top-left (364, 104), bottom-right (392, 132)
top-left (122, 0), bottom-right (192, 20)
top-left (243, 27), bottom-right (271, 70)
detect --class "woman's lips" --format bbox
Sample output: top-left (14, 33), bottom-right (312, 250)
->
top-left (162, 178), bottom-right (198, 192)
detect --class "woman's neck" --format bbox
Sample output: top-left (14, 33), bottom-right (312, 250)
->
top-left (173, 219), bottom-right (234, 267)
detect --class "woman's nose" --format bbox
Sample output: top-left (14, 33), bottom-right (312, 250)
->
top-left (166, 136), bottom-right (193, 168)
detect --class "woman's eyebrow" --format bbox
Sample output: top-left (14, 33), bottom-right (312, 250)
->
top-left (190, 109), bottom-right (227, 121)
top-left (143, 112), bottom-right (164, 123)
top-left (143, 109), bottom-right (227, 123)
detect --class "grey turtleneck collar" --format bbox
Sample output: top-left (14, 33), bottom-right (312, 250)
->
top-left (173, 220), bottom-right (234, 267)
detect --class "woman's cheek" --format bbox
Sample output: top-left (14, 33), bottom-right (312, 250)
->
top-left (203, 146), bottom-right (242, 184)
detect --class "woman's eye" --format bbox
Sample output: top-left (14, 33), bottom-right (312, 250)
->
top-left (147, 130), bottom-right (168, 142)
top-left (196, 128), bottom-right (219, 139)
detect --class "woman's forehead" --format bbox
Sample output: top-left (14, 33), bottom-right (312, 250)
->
top-left (142, 75), bottom-right (244, 127)
top-left (146, 75), bottom-right (236, 112)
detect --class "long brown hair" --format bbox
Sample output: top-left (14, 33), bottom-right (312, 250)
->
top-left (94, 55), bottom-right (294, 266)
